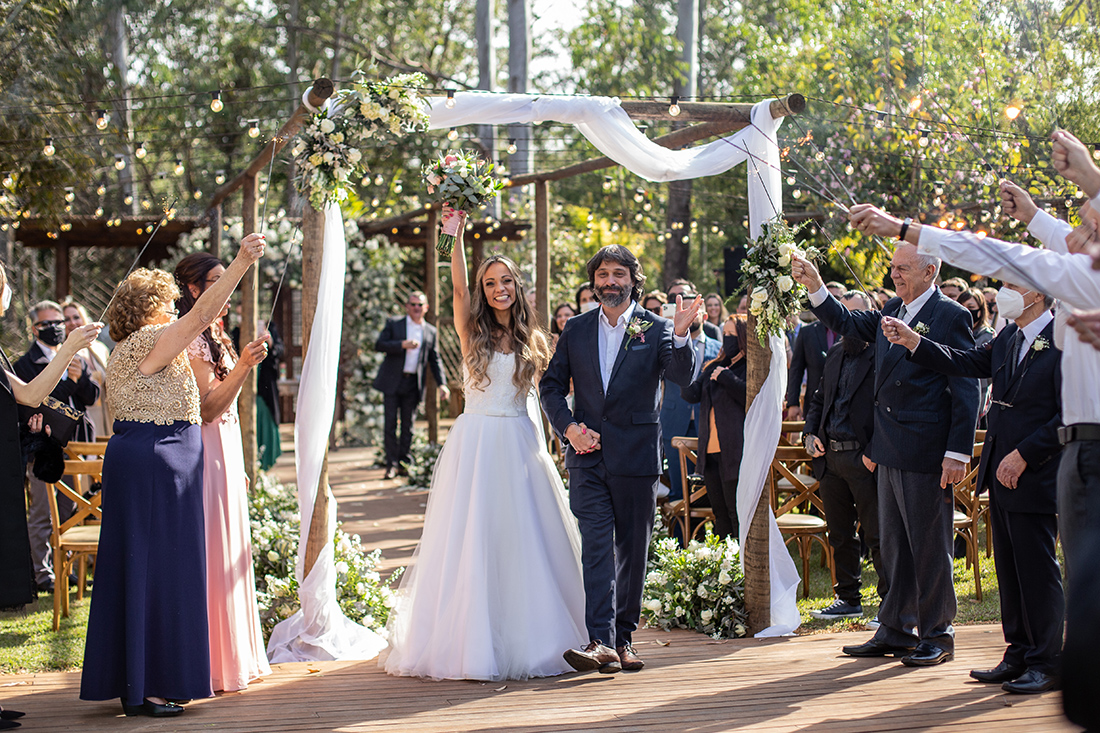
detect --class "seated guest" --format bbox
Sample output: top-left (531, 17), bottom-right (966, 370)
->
top-left (80, 233), bottom-right (265, 718)
top-left (681, 315), bottom-right (748, 540)
top-left (884, 282), bottom-right (1063, 694)
top-left (642, 289), bottom-right (666, 315)
top-left (61, 298), bottom-right (112, 438)
top-left (550, 303), bottom-right (576, 349)
top-left (803, 290), bottom-right (885, 622)
top-left (703, 292), bottom-right (728, 329)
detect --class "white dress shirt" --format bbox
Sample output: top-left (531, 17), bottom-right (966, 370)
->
top-left (597, 301), bottom-right (689, 392)
top-left (691, 331), bottom-right (708, 382)
top-left (918, 224), bottom-right (1100, 425)
top-left (403, 316), bottom-right (424, 374)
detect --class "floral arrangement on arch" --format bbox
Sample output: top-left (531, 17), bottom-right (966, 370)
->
top-left (293, 69), bottom-right (430, 210)
top-left (642, 532), bottom-right (748, 639)
top-left (738, 217), bottom-right (821, 346)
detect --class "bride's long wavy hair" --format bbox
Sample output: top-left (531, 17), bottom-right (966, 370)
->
top-left (464, 254), bottom-right (550, 395)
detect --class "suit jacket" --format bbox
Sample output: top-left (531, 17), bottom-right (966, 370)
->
top-left (908, 319), bottom-right (1062, 513)
top-left (812, 290), bottom-right (979, 473)
top-left (680, 356), bottom-right (747, 477)
top-left (803, 341), bottom-right (876, 479)
top-left (372, 316), bottom-right (446, 399)
top-left (660, 331), bottom-right (721, 440)
top-left (540, 305), bottom-right (696, 476)
top-left (786, 321), bottom-right (832, 409)
top-left (13, 341), bottom-right (99, 441)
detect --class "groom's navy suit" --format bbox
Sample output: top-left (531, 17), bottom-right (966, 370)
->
top-left (541, 302), bottom-right (696, 646)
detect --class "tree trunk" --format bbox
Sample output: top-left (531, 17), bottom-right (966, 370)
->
top-left (285, 0), bottom-right (300, 212)
top-left (662, 0), bottom-right (699, 288)
top-left (239, 176), bottom-right (260, 488)
top-left (743, 314), bottom-right (772, 634)
top-left (104, 2), bottom-right (137, 216)
top-left (507, 0), bottom-right (531, 208)
top-left (476, 0), bottom-right (499, 219)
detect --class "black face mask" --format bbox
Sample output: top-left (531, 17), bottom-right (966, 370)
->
top-left (37, 322), bottom-right (65, 347)
top-left (722, 335), bottom-right (739, 358)
top-left (968, 308), bottom-right (982, 326)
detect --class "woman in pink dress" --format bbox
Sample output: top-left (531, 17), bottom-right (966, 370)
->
top-left (175, 252), bottom-right (273, 692)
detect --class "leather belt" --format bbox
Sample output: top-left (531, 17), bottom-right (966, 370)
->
top-left (1057, 423), bottom-right (1100, 445)
top-left (829, 439), bottom-right (861, 452)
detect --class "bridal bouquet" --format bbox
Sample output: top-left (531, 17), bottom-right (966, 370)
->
top-left (738, 217), bottom-right (821, 346)
top-left (422, 150), bottom-right (506, 256)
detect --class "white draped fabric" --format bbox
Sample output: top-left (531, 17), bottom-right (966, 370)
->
top-left (278, 93), bottom-right (799, 661)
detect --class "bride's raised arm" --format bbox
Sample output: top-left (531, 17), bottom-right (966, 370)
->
top-left (447, 206), bottom-right (471, 349)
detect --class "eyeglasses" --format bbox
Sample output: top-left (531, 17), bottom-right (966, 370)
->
top-left (34, 319), bottom-right (64, 328)
top-left (407, 303), bottom-right (425, 308)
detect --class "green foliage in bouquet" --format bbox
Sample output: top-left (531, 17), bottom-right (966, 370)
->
top-left (643, 531), bottom-right (748, 639)
top-left (422, 150), bottom-right (506, 255)
top-left (737, 217), bottom-right (822, 346)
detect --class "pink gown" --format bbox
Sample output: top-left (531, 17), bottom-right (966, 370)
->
top-left (188, 336), bottom-right (272, 692)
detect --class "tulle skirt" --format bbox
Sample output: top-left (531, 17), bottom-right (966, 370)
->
top-left (382, 411), bottom-right (587, 681)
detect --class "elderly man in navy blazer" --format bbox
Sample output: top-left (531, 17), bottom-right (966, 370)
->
top-left (541, 245), bottom-right (701, 674)
top-left (884, 282), bottom-right (1063, 694)
top-left (792, 243), bottom-right (978, 668)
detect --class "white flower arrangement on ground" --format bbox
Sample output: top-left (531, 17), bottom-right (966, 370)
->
top-left (643, 531), bottom-right (748, 638)
top-left (739, 217), bottom-right (821, 345)
top-left (294, 69), bottom-right (430, 210)
top-left (422, 150), bottom-right (506, 255)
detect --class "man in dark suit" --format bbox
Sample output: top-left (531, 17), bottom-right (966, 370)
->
top-left (786, 282), bottom-right (845, 420)
top-left (884, 283), bottom-right (1063, 694)
top-left (792, 244), bottom-right (978, 668)
top-left (803, 290), bottom-right (885, 622)
top-left (542, 245), bottom-right (700, 674)
top-left (373, 291), bottom-right (448, 479)
top-left (14, 300), bottom-right (99, 592)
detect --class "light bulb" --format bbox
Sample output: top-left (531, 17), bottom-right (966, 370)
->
top-left (124, 195), bottom-right (133, 205)
top-left (669, 96), bottom-right (681, 117)
top-left (507, 138), bottom-right (517, 155)
top-left (210, 91), bottom-right (223, 112)
top-left (447, 127), bottom-right (458, 141)
top-left (1, 174), bottom-right (11, 188)
top-left (815, 151), bottom-right (825, 161)
top-left (908, 94), bottom-right (921, 112)
top-left (114, 155), bottom-right (125, 170)
top-left (142, 199), bottom-right (151, 209)
top-left (95, 207), bottom-right (103, 217)
top-left (135, 142), bottom-right (147, 159)
top-left (633, 190), bottom-right (644, 203)
top-left (875, 111), bottom-right (886, 128)
top-left (174, 159), bottom-right (185, 175)
top-left (602, 176), bottom-right (612, 191)
top-left (215, 171), bottom-right (225, 185)
top-left (445, 90), bottom-right (456, 108)
top-left (95, 110), bottom-right (109, 130)
top-left (918, 130), bottom-right (930, 148)
top-left (1093, 145), bottom-right (1100, 161)
top-left (374, 174), bottom-right (385, 186)
top-left (193, 190), bottom-right (202, 199)
top-left (64, 189), bottom-right (75, 202)
top-left (844, 164), bottom-right (854, 175)
top-left (786, 175), bottom-right (796, 185)
top-left (1005, 105), bottom-right (1021, 120)
top-left (96, 185), bottom-right (106, 196)
top-left (248, 121), bottom-right (260, 138)
top-left (43, 138), bottom-right (55, 156)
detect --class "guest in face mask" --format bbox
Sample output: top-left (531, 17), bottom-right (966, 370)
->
top-left (958, 288), bottom-right (997, 425)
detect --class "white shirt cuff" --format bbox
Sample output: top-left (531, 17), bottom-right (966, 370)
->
top-left (808, 285), bottom-right (830, 307)
top-left (945, 450), bottom-right (970, 465)
top-left (916, 225), bottom-right (945, 258)
top-left (1027, 209), bottom-right (1067, 252)
top-left (672, 332), bottom-right (689, 348)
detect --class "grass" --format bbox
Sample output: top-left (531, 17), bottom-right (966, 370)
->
top-left (0, 591), bottom-right (91, 674)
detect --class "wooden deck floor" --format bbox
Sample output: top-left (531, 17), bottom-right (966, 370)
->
top-left (1, 625), bottom-right (1074, 732)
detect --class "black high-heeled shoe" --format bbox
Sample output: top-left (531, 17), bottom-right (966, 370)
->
top-left (120, 699), bottom-right (184, 717)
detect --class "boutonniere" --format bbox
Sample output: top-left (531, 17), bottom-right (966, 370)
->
top-left (1032, 336), bottom-right (1050, 352)
top-left (913, 321), bottom-right (930, 336)
top-left (624, 316), bottom-right (653, 349)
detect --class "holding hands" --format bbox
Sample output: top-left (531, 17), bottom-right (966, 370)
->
top-left (880, 315), bottom-right (920, 351)
top-left (565, 422), bottom-right (601, 454)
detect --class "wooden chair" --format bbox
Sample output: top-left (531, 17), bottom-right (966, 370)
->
top-left (970, 430), bottom-right (993, 557)
top-left (64, 440), bottom-right (109, 459)
top-left (771, 444), bottom-right (834, 598)
top-left (46, 458), bottom-right (103, 630)
top-left (661, 436), bottom-right (714, 546)
top-left (952, 438), bottom-right (985, 601)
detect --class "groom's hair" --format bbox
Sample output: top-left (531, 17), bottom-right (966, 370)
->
top-left (586, 245), bottom-right (646, 303)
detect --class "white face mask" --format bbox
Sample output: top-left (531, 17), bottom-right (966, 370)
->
top-left (995, 287), bottom-right (1032, 322)
top-left (1, 282), bottom-right (11, 311)
top-left (580, 300), bottom-right (600, 313)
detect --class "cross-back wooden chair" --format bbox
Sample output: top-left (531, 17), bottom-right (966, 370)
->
top-left (46, 458), bottom-right (104, 630)
top-left (64, 440), bottom-right (109, 459)
top-left (771, 444), bottom-right (834, 598)
top-left (970, 430), bottom-right (992, 557)
top-left (661, 436), bottom-right (713, 546)
top-left (952, 436), bottom-right (986, 601)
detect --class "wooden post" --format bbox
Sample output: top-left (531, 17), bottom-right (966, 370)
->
top-left (240, 176), bottom-right (259, 487)
top-left (534, 179), bottom-right (550, 329)
top-left (425, 208), bottom-right (439, 444)
top-left (743, 320), bottom-right (773, 634)
top-left (55, 243), bottom-right (70, 300)
top-left (208, 204), bottom-right (222, 257)
top-left (300, 202), bottom-right (331, 580)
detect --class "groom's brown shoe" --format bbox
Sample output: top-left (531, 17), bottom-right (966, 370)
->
top-left (564, 641), bottom-right (621, 674)
top-left (616, 643), bottom-right (644, 671)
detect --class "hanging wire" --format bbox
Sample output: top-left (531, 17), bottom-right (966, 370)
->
top-left (95, 197), bottom-right (180, 322)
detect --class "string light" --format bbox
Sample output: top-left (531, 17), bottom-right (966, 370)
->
top-left (908, 94), bottom-right (922, 113)
top-left (602, 176), bottom-right (613, 191)
top-left (1005, 104), bottom-right (1022, 120)
top-left (918, 129), bottom-right (930, 148)
top-left (445, 89), bottom-right (456, 108)
top-left (96, 184), bottom-right (106, 196)
top-left (134, 141), bottom-right (147, 159)
top-left (247, 120), bottom-right (260, 138)
top-left (193, 190), bottom-right (202, 199)
top-left (633, 189), bottom-right (645, 203)
top-left (64, 188), bottom-right (75, 202)
top-left (447, 127), bottom-right (459, 141)
top-left (174, 158), bottom-right (185, 175)
top-left (875, 111), bottom-right (887, 128)
top-left (114, 155), bottom-right (125, 170)
top-left (1, 173), bottom-right (11, 188)
top-left (1093, 144), bottom-right (1100, 161)
top-left (124, 195), bottom-right (133, 205)
top-left (668, 95), bottom-right (681, 117)
top-left (215, 170), bottom-right (225, 185)
top-left (507, 138), bottom-right (518, 154)
top-left (374, 174), bottom-right (385, 185)
top-left (844, 164), bottom-right (854, 175)
top-left (43, 138), bottom-right (55, 156)
top-left (210, 91), bottom-right (223, 112)
top-left (95, 109), bottom-right (109, 130)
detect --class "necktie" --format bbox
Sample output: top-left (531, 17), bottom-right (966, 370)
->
top-left (897, 304), bottom-right (907, 322)
top-left (1007, 329), bottom-right (1025, 380)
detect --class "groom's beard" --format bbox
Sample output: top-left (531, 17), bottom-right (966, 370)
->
top-left (596, 284), bottom-right (627, 307)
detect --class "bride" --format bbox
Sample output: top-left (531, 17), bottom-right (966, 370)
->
top-left (382, 207), bottom-right (587, 681)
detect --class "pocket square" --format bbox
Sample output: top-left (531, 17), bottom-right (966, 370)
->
top-left (630, 343), bottom-right (651, 351)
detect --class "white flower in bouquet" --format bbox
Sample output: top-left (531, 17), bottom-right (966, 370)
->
top-left (346, 149), bottom-right (362, 164)
top-left (644, 598), bottom-right (662, 613)
top-left (335, 560), bottom-right (349, 575)
top-left (319, 118), bottom-right (336, 134)
top-left (751, 286), bottom-right (768, 303)
top-left (330, 132), bottom-right (344, 144)
top-left (701, 609), bottom-right (714, 624)
top-left (267, 550), bottom-right (279, 562)
top-left (719, 569), bottom-right (732, 586)
top-left (777, 275), bottom-right (794, 292)
top-left (777, 254), bottom-right (791, 267)
top-left (308, 152), bottom-right (323, 166)
top-left (675, 606), bottom-right (685, 617)
top-left (291, 141), bottom-right (306, 157)
top-left (323, 151), bottom-right (335, 164)
top-left (778, 243), bottom-right (793, 257)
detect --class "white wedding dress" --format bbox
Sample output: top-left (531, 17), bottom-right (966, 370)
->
top-left (382, 351), bottom-right (587, 680)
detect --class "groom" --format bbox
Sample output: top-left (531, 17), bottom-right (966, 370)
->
top-left (541, 245), bottom-right (702, 673)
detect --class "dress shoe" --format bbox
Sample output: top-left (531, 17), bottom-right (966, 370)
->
top-left (1002, 668), bottom-right (1059, 694)
top-left (970, 661), bottom-right (1025, 683)
top-left (901, 642), bottom-right (953, 667)
top-left (563, 641), bottom-right (621, 674)
top-left (842, 638), bottom-right (915, 657)
top-left (0, 719), bottom-right (20, 730)
top-left (121, 700), bottom-right (185, 717)
top-left (383, 466), bottom-right (398, 480)
top-left (616, 643), bottom-right (645, 671)
top-left (0, 710), bottom-right (24, 720)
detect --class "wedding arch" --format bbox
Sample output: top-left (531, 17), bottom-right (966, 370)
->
top-left (210, 77), bottom-right (807, 662)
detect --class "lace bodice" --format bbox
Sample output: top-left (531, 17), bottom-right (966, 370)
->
top-left (463, 351), bottom-right (528, 417)
top-left (106, 324), bottom-right (201, 425)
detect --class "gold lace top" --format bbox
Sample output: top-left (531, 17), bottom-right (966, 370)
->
top-left (106, 324), bottom-right (201, 425)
